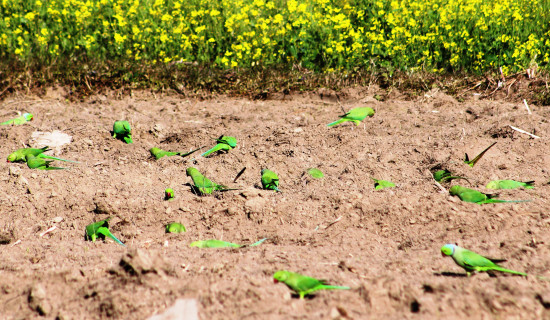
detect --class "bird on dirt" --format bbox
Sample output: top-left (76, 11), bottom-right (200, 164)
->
top-left (1, 112), bottom-right (33, 125)
top-left (441, 244), bottom-right (526, 276)
top-left (449, 185), bottom-right (529, 204)
top-left (326, 107), bottom-right (374, 127)
top-left (273, 270), bottom-right (350, 299)
top-left (201, 136), bottom-right (237, 157)
top-left (113, 120), bottom-right (133, 143)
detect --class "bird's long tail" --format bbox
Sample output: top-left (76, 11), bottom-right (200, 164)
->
top-left (524, 181), bottom-right (535, 189)
top-left (326, 119), bottom-right (345, 127)
top-left (44, 166), bottom-right (68, 170)
top-left (481, 199), bottom-right (531, 204)
top-left (319, 285), bottom-right (351, 290)
top-left (216, 186), bottom-right (240, 192)
top-left (249, 238), bottom-right (268, 247)
top-left (178, 146), bottom-right (204, 158)
top-left (201, 144), bottom-right (222, 157)
top-left (100, 228), bottom-right (125, 247)
top-left (39, 154), bottom-right (79, 163)
top-left (441, 176), bottom-right (469, 182)
top-left (493, 266), bottom-right (527, 276)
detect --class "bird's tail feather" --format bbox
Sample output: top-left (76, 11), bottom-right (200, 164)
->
top-left (178, 146), bottom-right (204, 158)
top-left (201, 145), bottom-right (220, 157)
top-left (326, 119), bottom-right (345, 127)
top-left (494, 266), bottom-right (527, 276)
top-left (39, 154), bottom-right (79, 163)
top-left (320, 285), bottom-right (350, 290)
top-left (105, 231), bottom-right (125, 246)
top-left (483, 199), bottom-right (531, 204)
top-left (249, 238), bottom-right (268, 247)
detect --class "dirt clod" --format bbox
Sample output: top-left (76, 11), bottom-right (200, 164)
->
top-left (28, 283), bottom-right (52, 316)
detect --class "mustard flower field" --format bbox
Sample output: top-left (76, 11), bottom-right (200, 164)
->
top-left (1, 0), bottom-right (550, 75)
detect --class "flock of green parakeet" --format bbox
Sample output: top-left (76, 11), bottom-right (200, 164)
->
top-left (3, 106), bottom-right (544, 299)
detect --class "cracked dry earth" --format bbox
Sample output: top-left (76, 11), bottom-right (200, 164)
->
top-left (1, 86), bottom-right (550, 319)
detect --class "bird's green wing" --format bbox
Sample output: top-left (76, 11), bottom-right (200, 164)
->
top-left (219, 136), bottom-right (237, 148)
top-left (346, 107), bottom-right (375, 120)
top-left (458, 190), bottom-right (488, 203)
top-left (288, 274), bottom-right (324, 293)
top-left (460, 250), bottom-right (498, 269)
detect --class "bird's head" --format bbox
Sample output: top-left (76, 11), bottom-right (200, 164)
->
top-left (222, 136), bottom-right (237, 147)
top-left (23, 113), bottom-right (33, 121)
top-left (165, 188), bottom-right (174, 199)
top-left (441, 244), bottom-right (455, 257)
top-left (273, 270), bottom-right (288, 283)
top-left (485, 181), bottom-right (497, 189)
top-left (449, 185), bottom-right (460, 196)
top-left (186, 168), bottom-right (196, 177)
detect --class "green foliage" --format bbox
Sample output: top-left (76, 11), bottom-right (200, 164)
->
top-left (1, 0), bottom-right (549, 79)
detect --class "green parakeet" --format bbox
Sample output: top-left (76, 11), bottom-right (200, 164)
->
top-left (486, 180), bottom-right (535, 190)
top-left (165, 188), bottom-right (175, 200)
top-left (261, 169), bottom-right (280, 192)
top-left (189, 238), bottom-right (267, 248)
top-left (441, 244), bottom-right (526, 276)
top-left (85, 217), bottom-right (125, 246)
top-left (273, 270), bottom-right (350, 299)
top-left (1, 113), bottom-right (33, 125)
top-left (165, 222), bottom-right (186, 233)
top-left (25, 154), bottom-right (67, 170)
top-left (7, 146), bottom-right (77, 163)
top-left (433, 169), bottom-right (468, 183)
top-left (307, 168), bottom-right (324, 179)
top-left (150, 147), bottom-right (203, 160)
top-left (186, 167), bottom-right (238, 195)
top-left (464, 142), bottom-right (497, 167)
top-left (201, 136), bottom-right (237, 157)
top-left (371, 178), bottom-right (395, 190)
top-left (449, 185), bottom-right (529, 204)
top-left (113, 120), bottom-right (133, 144)
top-left (327, 107), bottom-right (375, 127)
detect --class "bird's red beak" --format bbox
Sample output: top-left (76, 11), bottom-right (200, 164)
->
top-left (441, 252), bottom-right (446, 257)
top-left (273, 279), bottom-right (279, 283)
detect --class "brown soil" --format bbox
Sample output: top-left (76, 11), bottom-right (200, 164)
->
top-left (1, 86), bottom-right (550, 319)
